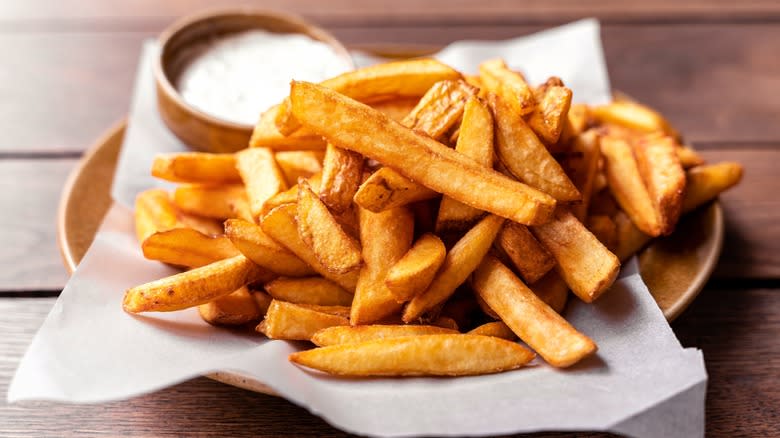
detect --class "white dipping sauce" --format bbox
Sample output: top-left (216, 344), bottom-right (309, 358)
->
top-left (176, 30), bottom-right (351, 125)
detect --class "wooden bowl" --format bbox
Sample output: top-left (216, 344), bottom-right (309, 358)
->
top-left (155, 9), bottom-right (353, 153)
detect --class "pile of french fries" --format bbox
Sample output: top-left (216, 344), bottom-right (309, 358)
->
top-left (124, 58), bottom-right (743, 376)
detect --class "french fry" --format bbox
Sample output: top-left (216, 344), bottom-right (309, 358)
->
top-left (250, 104), bottom-right (326, 150)
top-left (311, 324), bottom-right (458, 347)
top-left (142, 228), bottom-right (240, 268)
top-left (258, 300), bottom-right (349, 341)
top-left (251, 290), bottom-right (273, 315)
top-left (475, 292), bottom-right (499, 319)
top-left (224, 218), bottom-right (315, 277)
top-left (173, 184), bottom-right (252, 221)
top-left (275, 151), bottom-right (323, 186)
top-left (385, 233), bottom-right (446, 303)
top-left (677, 145), bottom-right (705, 169)
top-left (436, 96), bottom-right (493, 232)
top-left (614, 211), bottom-right (651, 262)
top-left (403, 215), bottom-right (505, 323)
top-left (264, 277), bottom-right (353, 306)
top-left (370, 98), bottom-right (420, 122)
top-left (151, 152), bottom-right (241, 184)
top-left (472, 255), bottom-right (596, 367)
top-left (634, 134), bottom-right (686, 235)
top-left (586, 214), bottom-right (618, 251)
top-left (495, 222), bottom-right (555, 284)
top-left (260, 204), bottom-right (359, 291)
top-left (531, 271), bottom-right (569, 314)
top-left (431, 316), bottom-right (459, 331)
top-left (682, 162), bottom-right (743, 213)
top-left (176, 213), bottom-right (225, 236)
top-left (353, 167), bottom-right (438, 212)
top-left (236, 148), bottom-right (288, 219)
top-left (297, 180), bottom-right (363, 273)
top-left (351, 206), bottom-right (415, 325)
top-left (558, 103), bottom-right (591, 148)
top-left (319, 143), bottom-right (364, 213)
top-left (260, 173), bottom-right (322, 217)
top-left (527, 79), bottom-right (573, 145)
top-left (593, 101), bottom-right (678, 137)
top-left (479, 58), bottom-right (535, 116)
top-left (491, 94), bottom-right (581, 201)
top-left (563, 130), bottom-right (602, 221)
top-left (298, 304), bottom-right (352, 319)
top-left (198, 286), bottom-right (261, 326)
top-left (135, 188), bottom-right (180, 243)
top-left (291, 334), bottom-right (533, 376)
top-left (401, 79), bottom-right (477, 140)
top-left (532, 209), bottom-right (620, 303)
top-left (468, 321), bottom-right (516, 341)
top-left (290, 81), bottom-right (556, 225)
top-left (123, 255), bottom-right (272, 313)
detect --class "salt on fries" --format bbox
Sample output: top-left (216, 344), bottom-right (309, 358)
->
top-left (123, 58), bottom-right (742, 377)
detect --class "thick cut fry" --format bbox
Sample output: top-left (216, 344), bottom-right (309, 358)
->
top-left (677, 145), bottom-right (705, 169)
top-left (142, 228), bottom-right (240, 268)
top-left (353, 167), bottom-right (437, 212)
top-left (431, 316), bottom-right (459, 331)
top-left (298, 304), bottom-right (352, 318)
top-left (558, 103), bottom-right (591, 148)
top-left (264, 277), bottom-right (353, 306)
top-left (297, 180), bottom-right (362, 273)
top-left (473, 256), bottom-right (596, 367)
top-left (236, 148), bottom-right (288, 219)
top-left (123, 255), bottom-right (272, 313)
top-left (385, 233), bottom-right (446, 303)
top-left (468, 321), bottom-right (516, 341)
top-left (311, 324), bottom-right (458, 346)
top-left (289, 334), bottom-right (535, 376)
top-left (496, 222), bottom-right (555, 284)
top-left (275, 151), bottom-right (323, 186)
top-left (479, 59), bottom-right (535, 116)
top-left (135, 188), bottom-right (179, 243)
top-left (563, 130), bottom-right (602, 221)
top-left (224, 218), bottom-right (315, 277)
top-left (634, 135), bottom-right (686, 235)
top-left (682, 162), bottom-right (743, 213)
top-left (260, 173), bottom-right (322, 217)
top-left (258, 300), bottom-right (348, 341)
top-left (614, 211), bottom-right (651, 262)
top-left (176, 213), bottom-right (225, 236)
top-left (527, 80), bottom-right (573, 145)
top-left (173, 184), bottom-right (252, 221)
top-left (587, 214), bottom-right (618, 251)
top-left (319, 143), bottom-right (364, 213)
top-left (436, 96), bottom-right (493, 232)
top-left (401, 79), bottom-right (477, 140)
top-left (593, 101), bottom-right (677, 137)
top-left (370, 98), bottom-right (420, 122)
top-left (530, 271), bottom-right (569, 314)
top-left (531, 209), bottom-right (620, 303)
top-left (151, 152), bottom-right (241, 184)
top-left (290, 81), bottom-right (556, 225)
top-left (600, 135), bottom-right (662, 236)
top-left (260, 204), bottom-right (359, 291)
top-left (491, 94), bottom-right (580, 201)
top-left (250, 104), bottom-right (326, 150)
top-left (403, 215), bottom-right (505, 323)
top-left (198, 287), bottom-right (261, 326)
top-left (251, 290), bottom-right (273, 315)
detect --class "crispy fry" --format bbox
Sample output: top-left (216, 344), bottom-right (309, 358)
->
top-left (311, 324), bottom-right (458, 347)
top-left (258, 300), bottom-right (348, 341)
top-left (351, 206), bottom-right (415, 324)
top-left (298, 304), bottom-right (352, 319)
top-left (290, 81), bottom-right (556, 225)
top-left (297, 180), bottom-right (362, 273)
top-left (586, 214), bottom-right (618, 251)
top-left (151, 152), bottom-right (241, 184)
top-left (403, 215), bottom-right (505, 322)
top-left (250, 104), bottom-right (326, 150)
top-left (385, 233), bottom-right (446, 303)
top-left (236, 148), bottom-right (288, 219)
top-left (593, 101), bottom-right (678, 137)
top-left (353, 167), bottom-right (438, 212)
top-left (475, 292), bottom-right (499, 319)
top-left (558, 103), bottom-right (591, 148)
top-left (532, 209), bottom-right (620, 303)
top-left (682, 162), bottom-right (743, 213)
top-left (431, 316), bottom-right (459, 331)
top-left (614, 211), bottom-right (651, 262)
top-left (677, 145), bottom-right (705, 169)
top-left (563, 130), bottom-right (602, 221)
top-left (264, 277), bottom-right (353, 306)
top-left (135, 188), bottom-right (180, 243)
top-left (530, 271), bottom-right (569, 314)
top-left (319, 143), bottom-right (364, 213)
top-left (634, 134), bottom-right (686, 235)
top-left (123, 255), bottom-right (272, 313)
top-left (496, 222), bottom-right (555, 284)
top-left (468, 321), bottom-right (516, 341)
top-left (290, 334), bottom-right (534, 376)
top-left (275, 151), bottom-right (323, 186)
top-left (198, 286), bottom-right (261, 326)
top-left (142, 228), bottom-right (240, 268)
top-left (401, 79), bottom-right (477, 140)
top-left (527, 79), bottom-right (573, 145)
top-left (173, 184), bottom-right (252, 221)
top-left (251, 290), bottom-right (273, 315)
top-left (473, 255), bottom-right (596, 367)
top-left (224, 218), bottom-right (315, 277)
top-left (479, 58), bottom-right (535, 116)
top-left (260, 173), bottom-right (322, 217)
top-left (370, 98), bottom-right (420, 122)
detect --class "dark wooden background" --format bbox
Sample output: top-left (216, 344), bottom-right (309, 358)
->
top-left (1, 1), bottom-right (778, 436)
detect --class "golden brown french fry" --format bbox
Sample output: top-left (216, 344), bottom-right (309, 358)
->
top-left (319, 143), bottom-right (364, 213)
top-left (274, 151), bottom-right (323, 186)
top-left (260, 173), bottom-right (322, 217)
top-left (558, 103), bottom-right (591, 148)
top-left (385, 233), bottom-right (446, 303)
top-left (151, 152), bottom-right (241, 184)
top-left (351, 206), bottom-right (415, 325)
top-left (495, 221), bottom-right (555, 284)
top-left (401, 79), bottom-right (477, 141)
top-left (677, 145), bottom-right (705, 169)
top-left (473, 255), bottom-right (596, 367)
top-left (311, 324), bottom-right (458, 347)
top-left (264, 277), bottom-right (353, 306)
top-left (298, 304), bottom-right (352, 319)
top-left (634, 135), bottom-right (686, 235)
top-left (682, 162), bottom-right (743, 213)
top-left (563, 130), bottom-right (602, 221)
top-left (531, 209), bottom-right (620, 303)
top-left (527, 79), bottom-right (573, 145)
top-left (251, 290), bottom-right (273, 315)
top-left (142, 228), bottom-right (240, 268)
top-left (370, 98), bottom-right (420, 122)
top-left (491, 94), bottom-right (581, 201)
top-left (353, 167), bottom-right (438, 212)
top-left (173, 184), bottom-right (252, 221)
top-left (290, 334), bottom-right (535, 376)
top-left (198, 286), bottom-right (261, 326)
top-left (468, 321), bottom-right (516, 341)
top-left (297, 180), bottom-right (362, 273)
top-left (593, 101), bottom-right (678, 137)
top-left (176, 213), bottom-right (225, 236)
top-left (600, 135), bottom-right (662, 236)
top-left (290, 81), bottom-right (556, 225)
top-left (530, 270), bottom-right (569, 314)
top-left (475, 292), bottom-right (499, 319)
top-left (224, 218), bottom-right (315, 277)
top-left (123, 255), bottom-right (272, 313)
top-left (614, 211), bottom-right (651, 262)
top-left (250, 104), bottom-right (326, 150)
top-left (258, 300), bottom-right (349, 341)
top-left (479, 58), bottom-right (535, 116)
top-left (135, 188), bottom-right (179, 243)
top-left (260, 204), bottom-right (359, 291)
top-left (430, 316), bottom-right (459, 331)
top-left (436, 96), bottom-right (493, 232)
top-left (586, 214), bottom-right (618, 251)
top-left (403, 215), bottom-right (505, 323)
top-left (236, 148), bottom-right (288, 219)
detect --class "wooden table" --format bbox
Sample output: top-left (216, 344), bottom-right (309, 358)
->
top-left (1, 1), bottom-right (778, 436)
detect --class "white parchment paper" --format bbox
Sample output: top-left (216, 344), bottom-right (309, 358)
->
top-left (9, 19), bottom-right (707, 437)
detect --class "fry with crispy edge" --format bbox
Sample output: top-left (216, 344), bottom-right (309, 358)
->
top-left (224, 218), bottom-right (315, 277)
top-left (258, 300), bottom-right (349, 341)
top-left (275, 151), bottom-right (323, 186)
top-left (531, 270), bottom-right (569, 314)
top-left (473, 255), bottom-right (596, 367)
top-left (151, 152), bottom-right (241, 184)
top-left (236, 148), bottom-right (288, 219)
top-left (479, 58), bottom-right (535, 116)
top-left (290, 81), bottom-right (556, 225)
top-left (290, 334), bottom-right (535, 376)
top-left (135, 188), bottom-right (180, 243)
top-left (527, 78), bottom-right (573, 145)
top-left (250, 104), bottom-right (326, 150)
top-left (677, 145), bottom-right (705, 169)
top-left (353, 167), bottom-right (437, 212)
top-left (264, 277), bottom-right (353, 306)
top-left (593, 101), bottom-right (678, 137)
top-left (385, 233), bottom-right (446, 303)
top-left (495, 222), bottom-right (555, 284)
top-left (468, 321), bottom-right (517, 341)
top-left (198, 286), bottom-right (261, 326)
top-left (319, 143), bottom-right (364, 213)
top-left (634, 134), bottom-right (686, 235)
top-left (370, 98), bottom-right (420, 122)
top-left (531, 209), bottom-right (620, 303)
top-left (403, 215), bottom-right (505, 322)
top-left (173, 184), bottom-right (252, 221)
top-left (123, 255), bottom-right (272, 313)
top-left (251, 290), bottom-right (273, 315)
top-left (261, 173), bottom-right (322, 217)
top-left (311, 324), bottom-right (458, 346)
top-left (564, 130), bottom-right (602, 221)
top-left (142, 228), bottom-right (240, 268)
